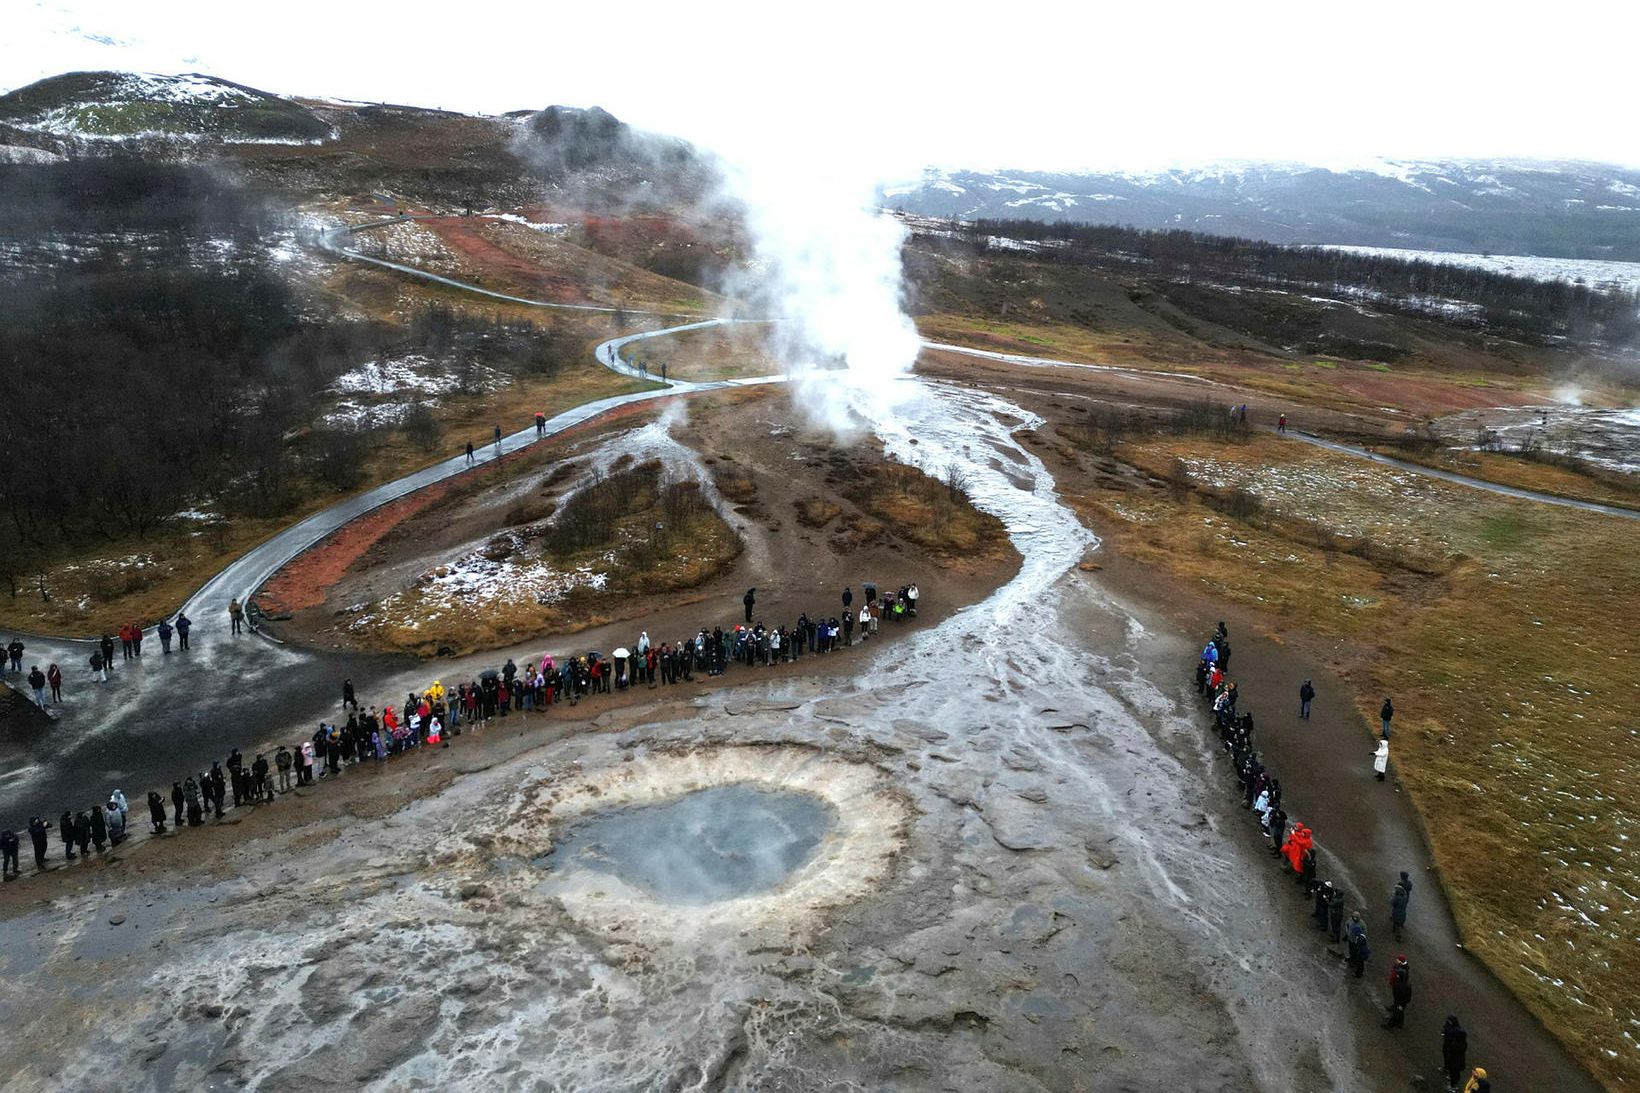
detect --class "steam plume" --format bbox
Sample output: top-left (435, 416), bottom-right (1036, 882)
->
top-left (717, 152), bottom-right (923, 432)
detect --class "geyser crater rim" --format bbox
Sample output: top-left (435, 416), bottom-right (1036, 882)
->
top-left (512, 745), bottom-right (909, 937)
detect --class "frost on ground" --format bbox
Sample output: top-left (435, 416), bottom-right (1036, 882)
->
top-left (1433, 405), bottom-right (1640, 474)
top-left (1171, 446), bottom-right (1469, 558)
top-left (1119, 437), bottom-right (1640, 1080)
top-left (350, 549), bottom-right (611, 635)
top-left (8, 73), bottom-right (337, 145)
top-left (1321, 244), bottom-right (1640, 295)
top-left (481, 213), bottom-right (569, 233)
top-left (320, 355), bottom-right (504, 428)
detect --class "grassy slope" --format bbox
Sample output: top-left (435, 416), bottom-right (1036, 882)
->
top-left (2, 360), bottom-right (654, 636)
top-left (1064, 431), bottom-right (1639, 1088)
top-left (1372, 446), bottom-right (1640, 512)
top-left (0, 226), bottom-right (712, 636)
top-left (632, 323), bottom-right (784, 381)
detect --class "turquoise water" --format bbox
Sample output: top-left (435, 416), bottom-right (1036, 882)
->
top-left (545, 784), bottom-right (837, 904)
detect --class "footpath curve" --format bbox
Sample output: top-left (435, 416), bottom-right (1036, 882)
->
top-left (1284, 430), bottom-right (1640, 520)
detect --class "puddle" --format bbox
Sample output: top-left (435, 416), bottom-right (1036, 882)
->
top-left (543, 784), bottom-right (837, 904)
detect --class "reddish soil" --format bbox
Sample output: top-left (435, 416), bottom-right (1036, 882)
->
top-left (1323, 368), bottom-right (1550, 414)
top-left (418, 215), bottom-right (593, 303)
top-left (581, 214), bottom-right (707, 252)
top-left (257, 480), bottom-right (456, 616)
top-left (269, 384), bottom-right (1017, 658)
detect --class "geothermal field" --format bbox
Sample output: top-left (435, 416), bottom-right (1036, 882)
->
top-left (3, 27), bottom-right (1639, 1093)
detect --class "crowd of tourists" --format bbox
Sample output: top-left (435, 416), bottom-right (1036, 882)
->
top-left (1195, 627), bottom-right (1486, 1093)
top-left (0, 582), bottom-right (921, 882)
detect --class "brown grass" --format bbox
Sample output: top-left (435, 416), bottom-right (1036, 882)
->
top-left (635, 323), bottom-right (784, 381)
top-left (794, 497), bottom-right (843, 528)
top-left (1077, 432), bottom-right (1640, 1088)
top-left (710, 462), bottom-right (759, 504)
top-left (3, 360), bottom-right (656, 636)
top-left (1380, 445), bottom-right (1640, 511)
top-left (431, 216), bottom-right (731, 314)
top-left (837, 461), bottom-right (1009, 567)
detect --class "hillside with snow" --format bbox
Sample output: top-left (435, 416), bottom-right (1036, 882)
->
top-left (883, 160), bottom-right (1640, 262)
top-left (0, 71), bottom-right (334, 146)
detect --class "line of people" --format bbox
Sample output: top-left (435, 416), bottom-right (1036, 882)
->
top-left (1195, 626), bottom-right (1485, 1093)
top-left (2, 610), bottom-right (202, 713)
top-left (1, 580), bottom-right (922, 885)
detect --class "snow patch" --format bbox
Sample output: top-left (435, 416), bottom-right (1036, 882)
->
top-left (482, 213), bottom-right (569, 234)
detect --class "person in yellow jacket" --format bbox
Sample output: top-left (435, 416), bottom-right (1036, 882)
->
top-left (426, 680), bottom-right (445, 704)
top-left (1461, 1066), bottom-right (1489, 1093)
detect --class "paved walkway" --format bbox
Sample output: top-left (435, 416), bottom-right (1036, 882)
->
top-left (1285, 429), bottom-right (1640, 520)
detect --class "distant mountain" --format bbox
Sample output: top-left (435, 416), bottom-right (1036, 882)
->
top-left (0, 71), bottom-right (334, 146)
top-left (882, 161), bottom-right (1640, 262)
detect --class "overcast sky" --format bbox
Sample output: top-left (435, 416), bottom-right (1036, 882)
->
top-left (11, 0), bottom-right (1640, 175)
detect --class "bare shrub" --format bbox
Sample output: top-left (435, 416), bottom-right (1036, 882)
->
top-left (311, 427), bottom-right (368, 490)
top-left (1168, 457), bottom-right (1192, 502)
top-left (401, 403), bottom-right (444, 454)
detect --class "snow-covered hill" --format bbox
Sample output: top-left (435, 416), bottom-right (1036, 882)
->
top-left (882, 160), bottom-right (1640, 262)
top-left (0, 70), bottom-right (334, 145)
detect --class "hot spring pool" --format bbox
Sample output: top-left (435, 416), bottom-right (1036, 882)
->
top-left (544, 783), bottom-right (838, 904)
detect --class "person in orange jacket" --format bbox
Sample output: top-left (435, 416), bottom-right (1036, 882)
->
top-left (1283, 825), bottom-right (1313, 873)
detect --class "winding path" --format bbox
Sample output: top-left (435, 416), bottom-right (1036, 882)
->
top-left (1284, 430), bottom-right (1640, 520)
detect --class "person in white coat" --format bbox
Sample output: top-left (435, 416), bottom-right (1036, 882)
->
top-left (1373, 739), bottom-right (1390, 782)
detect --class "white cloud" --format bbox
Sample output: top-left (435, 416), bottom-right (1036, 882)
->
top-left (7, 0), bottom-right (1640, 174)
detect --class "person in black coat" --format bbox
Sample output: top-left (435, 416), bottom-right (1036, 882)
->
top-left (1311, 881), bottom-right (1333, 929)
top-left (89, 806), bottom-right (107, 852)
top-left (0, 828), bottom-right (19, 879)
top-left (74, 811), bottom-right (92, 856)
top-left (148, 790), bottom-right (167, 833)
top-left (743, 588), bottom-right (756, 624)
top-left (28, 817), bottom-right (50, 870)
top-left (171, 782), bottom-right (185, 826)
top-left (1440, 1016), bottom-right (1468, 1092)
top-left (59, 810), bottom-right (77, 860)
top-left (1327, 887), bottom-right (1347, 943)
top-left (1299, 679), bottom-right (1315, 719)
top-left (1345, 917), bottom-right (1371, 978)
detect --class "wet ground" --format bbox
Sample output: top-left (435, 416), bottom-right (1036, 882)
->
top-left (0, 377), bottom-right (1382, 1092)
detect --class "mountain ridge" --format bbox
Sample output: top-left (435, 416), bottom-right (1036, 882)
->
top-left (883, 160), bottom-right (1640, 261)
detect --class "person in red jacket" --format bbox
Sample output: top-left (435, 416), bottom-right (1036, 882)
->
top-left (46, 663), bottom-right (63, 703)
top-left (1382, 956), bottom-right (1412, 1028)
